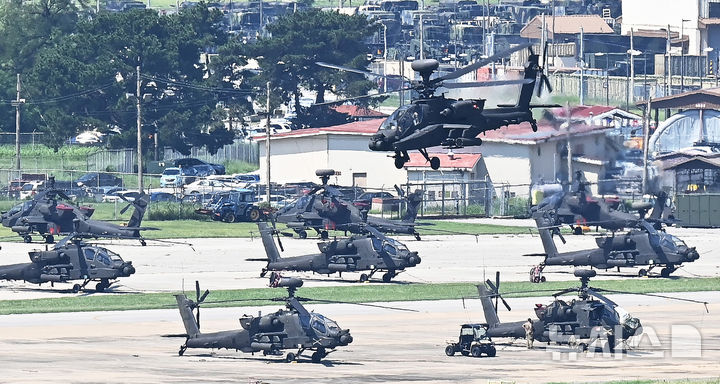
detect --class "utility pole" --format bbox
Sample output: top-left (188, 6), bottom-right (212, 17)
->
top-left (681, 19), bottom-right (690, 93)
top-left (642, 87), bottom-right (653, 194)
top-left (265, 81), bottom-right (271, 207)
top-left (666, 25), bottom-right (672, 95)
top-left (136, 65), bottom-right (143, 191)
top-left (383, 23), bottom-right (388, 93)
top-left (13, 74), bottom-right (23, 172)
top-left (630, 28), bottom-right (635, 104)
top-left (579, 27), bottom-right (584, 105)
top-left (566, 102), bottom-right (572, 184)
top-left (419, 14), bottom-right (424, 60)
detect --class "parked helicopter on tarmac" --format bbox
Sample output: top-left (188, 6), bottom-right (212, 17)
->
top-left (0, 233), bottom-right (135, 292)
top-left (255, 222), bottom-right (421, 283)
top-left (274, 169), bottom-right (424, 240)
top-left (534, 171), bottom-right (673, 234)
top-left (528, 209), bottom-right (700, 282)
top-left (317, 43), bottom-right (559, 170)
top-left (174, 275), bottom-right (355, 363)
top-left (0, 178), bottom-right (153, 245)
top-left (476, 270), bottom-right (707, 352)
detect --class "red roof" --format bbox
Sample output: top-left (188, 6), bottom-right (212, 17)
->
top-left (404, 153), bottom-right (482, 169)
top-left (332, 105), bottom-right (388, 117)
top-left (553, 105), bottom-right (616, 119)
top-left (480, 121), bottom-right (610, 143)
top-left (256, 119), bottom-right (384, 140)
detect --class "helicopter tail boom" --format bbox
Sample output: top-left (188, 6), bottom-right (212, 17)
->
top-left (258, 222), bottom-right (282, 263)
top-left (476, 284), bottom-right (501, 327)
top-left (175, 294), bottom-right (201, 338)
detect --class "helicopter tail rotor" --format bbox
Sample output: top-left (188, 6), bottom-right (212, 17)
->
top-left (193, 280), bottom-right (210, 330)
top-left (485, 272), bottom-right (511, 312)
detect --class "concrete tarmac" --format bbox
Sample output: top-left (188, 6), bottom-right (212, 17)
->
top-left (0, 293), bottom-right (717, 383)
top-left (0, 225), bottom-right (718, 300)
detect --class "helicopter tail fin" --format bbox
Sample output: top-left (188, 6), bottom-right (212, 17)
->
top-left (258, 222), bottom-right (282, 262)
top-left (533, 211), bottom-right (560, 260)
top-left (127, 193), bottom-right (150, 228)
top-left (477, 284), bottom-right (500, 326)
top-left (401, 189), bottom-right (423, 223)
top-left (175, 294), bottom-right (200, 337)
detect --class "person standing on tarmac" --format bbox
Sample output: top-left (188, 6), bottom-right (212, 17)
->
top-left (523, 318), bottom-right (534, 349)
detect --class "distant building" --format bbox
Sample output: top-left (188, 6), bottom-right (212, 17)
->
top-left (331, 105), bottom-right (389, 121)
top-left (520, 15), bottom-right (613, 41)
top-left (256, 119), bottom-right (406, 188)
top-left (621, 0), bottom-right (720, 55)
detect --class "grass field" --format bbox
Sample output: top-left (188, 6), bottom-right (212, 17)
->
top-left (1, 277), bottom-right (716, 315)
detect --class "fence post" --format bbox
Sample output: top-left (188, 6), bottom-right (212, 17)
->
top-left (441, 183), bottom-right (445, 216)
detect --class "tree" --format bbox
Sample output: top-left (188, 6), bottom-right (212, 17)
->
top-left (252, 9), bottom-right (379, 125)
top-left (19, 4), bottom-right (238, 153)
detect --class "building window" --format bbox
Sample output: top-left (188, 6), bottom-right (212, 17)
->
top-left (352, 173), bottom-right (367, 187)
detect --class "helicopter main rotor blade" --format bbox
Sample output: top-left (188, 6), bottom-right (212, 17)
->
top-left (441, 78), bottom-right (533, 89)
top-left (312, 87), bottom-right (413, 107)
top-left (594, 288), bottom-right (710, 311)
top-left (434, 42), bottom-right (532, 83)
top-left (315, 62), bottom-right (401, 81)
top-left (309, 298), bottom-right (419, 312)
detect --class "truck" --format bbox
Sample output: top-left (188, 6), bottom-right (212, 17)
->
top-left (195, 189), bottom-right (268, 222)
top-left (445, 324), bottom-right (496, 358)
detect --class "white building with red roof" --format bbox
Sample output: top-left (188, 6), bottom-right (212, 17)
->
top-left (255, 118), bottom-right (406, 187)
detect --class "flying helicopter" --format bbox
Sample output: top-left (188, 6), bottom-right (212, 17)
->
top-left (476, 270), bottom-right (708, 352)
top-left (0, 233), bottom-right (135, 292)
top-left (534, 171), bottom-right (673, 234)
top-left (256, 222), bottom-right (421, 283)
top-left (317, 43), bottom-right (558, 170)
top-left (528, 209), bottom-right (700, 282)
top-left (1, 177), bottom-right (153, 245)
top-left (274, 169), bottom-right (424, 240)
top-left (174, 274), bottom-right (355, 363)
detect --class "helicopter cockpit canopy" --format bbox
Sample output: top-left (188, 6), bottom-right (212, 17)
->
top-left (83, 246), bottom-right (124, 266)
top-left (661, 233), bottom-right (688, 251)
top-left (371, 236), bottom-right (407, 256)
top-left (379, 105), bottom-right (418, 134)
top-left (310, 313), bottom-right (341, 336)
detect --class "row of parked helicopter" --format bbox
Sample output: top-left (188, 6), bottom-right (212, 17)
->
top-left (0, 43), bottom-right (709, 362)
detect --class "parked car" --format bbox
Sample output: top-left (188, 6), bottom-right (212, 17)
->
top-left (232, 173), bottom-right (261, 184)
top-left (74, 172), bottom-right (123, 189)
top-left (191, 164), bottom-right (216, 177)
top-left (150, 191), bottom-right (180, 202)
top-left (195, 190), bottom-right (265, 222)
top-left (18, 181), bottom-right (45, 200)
top-left (335, 186), bottom-right (365, 201)
top-left (173, 158), bottom-right (225, 175)
top-left (160, 167), bottom-right (196, 188)
top-left (352, 191), bottom-right (395, 213)
top-left (259, 194), bottom-right (290, 209)
top-left (183, 179), bottom-right (236, 195)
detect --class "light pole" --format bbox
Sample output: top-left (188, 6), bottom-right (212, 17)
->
top-left (136, 65), bottom-right (143, 191)
top-left (680, 19), bottom-right (690, 93)
top-left (383, 23), bottom-right (388, 93)
top-left (627, 48), bottom-right (642, 106)
top-left (595, 52), bottom-right (610, 106)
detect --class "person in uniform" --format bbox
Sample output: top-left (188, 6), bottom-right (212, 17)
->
top-left (522, 318), bottom-right (534, 349)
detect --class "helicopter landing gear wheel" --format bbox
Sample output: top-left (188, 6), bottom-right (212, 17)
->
top-left (140, 239), bottom-right (147, 246)
top-left (573, 226), bottom-right (583, 235)
top-left (44, 235), bottom-right (54, 244)
top-left (297, 230), bottom-right (307, 239)
top-left (95, 279), bottom-right (110, 292)
top-left (577, 343), bottom-right (588, 352)
top-left (429, 157), bottom-right (440, 170)
top-left (178, 345), bottom-right (187, 356)
top-left (394, 156), bottom-right (406, 169)
top-left (660, 266), bottom-right (674, 278)
top-left (320, 230), bottom-right (329, 240)
top-left (285, 352), bottom-right (296, 362)
top-left (311, 348), bottom-right (326, 363)
top-left (72, 284), bottom-right (81, 293)
top-left (23, 235), bottom-right (32, 243)
top-left (445, 345), bottom-right (455, 356)
top-left (260, 268), bottom-right (268, 278)
top-left (638, 268), bottom-right (648, 277)
top-left (471, 346), bottom-right (482, 357)
top-left (382, 271), bottom-right (396, 283)
top-left (359, 273), bottom-right (369, 283)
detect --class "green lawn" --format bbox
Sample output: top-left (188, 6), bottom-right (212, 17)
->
top-left (1, 277), bottom-right (716, 315)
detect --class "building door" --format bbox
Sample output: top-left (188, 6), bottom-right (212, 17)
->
top-left (353, 172), bottom-right (367, 187)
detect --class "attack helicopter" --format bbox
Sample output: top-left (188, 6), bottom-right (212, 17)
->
top-left (534, 171), bottom-right (672, 234)
top-left (0, 233), bottom-right (135, 292)
top-left (274, 169), bottom-right (424, 240)
top-left (1, 178), bottom-right (153, 245)
top-left (256, 222), bottom-right (421, 283)
top-left (476, 270), bottom-right (707, 352)
top-left (174, 274), bottom-right (354, 363)
top-left (528, 209), bottom-right (700, 282)
top-left (318, 44), bottom-right (558, 170)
